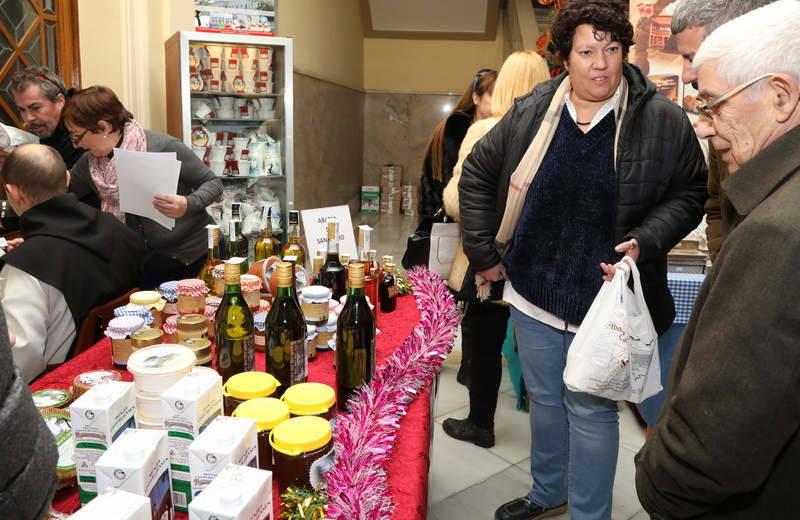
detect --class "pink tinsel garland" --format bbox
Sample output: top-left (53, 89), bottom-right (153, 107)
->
top-left (326, 267), bottom-right (460, 519)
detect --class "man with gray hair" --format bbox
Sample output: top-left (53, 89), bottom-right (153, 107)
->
top-left (636, 1), bottom-right (800, 517)
top-left (671, 0), bottom-right (776, 262)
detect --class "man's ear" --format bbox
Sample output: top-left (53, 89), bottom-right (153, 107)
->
top-left (5, 184), bottom-right (22, 207)
top-left (65, 170), bottom-right (71, 190)
top-left (54, 92), bottom-right (66, 111)
top-left (770, 74), bottom-right (800, 124)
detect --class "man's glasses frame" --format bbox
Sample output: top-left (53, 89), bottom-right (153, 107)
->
top-left (695, 73), bottom-right (775, 122)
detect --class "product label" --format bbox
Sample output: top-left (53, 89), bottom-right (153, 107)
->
top-left (290, 338), bottom-right (307, 384)
top-left (255, 334), bottom-right (265, 347)
top-left (245, 335), bottom-right (256, 372)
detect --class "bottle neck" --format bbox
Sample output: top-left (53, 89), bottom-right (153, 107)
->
top-left (209, 243), bottom-right (220, 260)
top-left (327, 234), bottom-right (339, 257)
top-left (348, 285), bottom-right (365, 297)
top-left (287, 223), bottom-right (299, 243)
top-left (224, 280), bottom-right (242, 294)
top-left (260, 209), bottom-right (273, 236)
top-left (276, 284), bottom-right (294, 300)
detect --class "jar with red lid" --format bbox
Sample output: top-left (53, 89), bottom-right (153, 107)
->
top-left (177, 278), bottom-right (209, 315)
top-left (162, 314), bottom-right (179, 343)
top-left (240, 274), bottom-right (262, 311)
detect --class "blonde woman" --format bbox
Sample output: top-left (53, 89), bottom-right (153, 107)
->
top-left (441, 50), bottom-right (550, 447)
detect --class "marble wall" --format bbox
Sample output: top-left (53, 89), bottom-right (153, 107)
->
top-left (362, 92), bottom-right (462, 187)
top-left (292, 72), bottom-right (365, 213)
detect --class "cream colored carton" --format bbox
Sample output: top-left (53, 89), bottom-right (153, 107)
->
top-left (161, 370), bottom-right (223, 512)
top-left (69, 381), bottom-right (137, 505)
top-left (188, 416), bottom-right (258, 499)
top-left (188, 464), bottom-right (271, 520)
top-left (68, 487), bottom-right (151, 520)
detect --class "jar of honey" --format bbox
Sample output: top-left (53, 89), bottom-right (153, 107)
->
top-left (178, 337), bottom-right (213, 367)
top-left (299, 286), bottom-right (330, 326)
top-left (177, 313), bottom-right (208, 342)
top-left (280, 382), bottom-right (335, 423)
top-left (177, 279), bottom-right (209, 315)
top-left (212, 264), bottom-right (226, 297)
top-left (158, 281), bottom-right (179, 318)
top-left (254, 313), bottom-right (267, 353)
top-left (270, 416), bottom-right (333, 492)
top-left (240, 274), bottom-right (263, 311)
top-left (223, 371), bottom-right (280, 416)
top-left (129, 291), bottom-right (166, 328)
top-left (105, 316), bottom-right (145, 368)
top-left (130, 328), bottom-right (164, 352)
top-left (232, 397), bottom-right (289, 471)
top-left (162, 314), bottom-right (179, 343)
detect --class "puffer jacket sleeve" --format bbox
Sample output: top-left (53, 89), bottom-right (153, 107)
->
top-left (0, 303), bottom-right (59, 519)
top-left (625, 104), bottom-right (708, 263)
top-left (459, 110), bottom-right (515, 272)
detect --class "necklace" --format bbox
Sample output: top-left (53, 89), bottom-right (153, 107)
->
top-left (576, 120), bottom-right (591, 125)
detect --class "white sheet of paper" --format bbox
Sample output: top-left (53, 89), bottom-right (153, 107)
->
top-left (114, 148), bottom-right (180, 230)
top-left (300, 205), bottom-right (358, 260)
top-left (0, 123), bottom-right (38, 150)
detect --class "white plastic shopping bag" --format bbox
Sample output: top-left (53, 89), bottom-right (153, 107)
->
top-left (563, 256), bottom-right (662, 402)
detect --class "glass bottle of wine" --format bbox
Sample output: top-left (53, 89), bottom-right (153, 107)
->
top-left (199, 224), bottom-right (222, 291)
top-left (227, 219), bottom-right (249, 273)
top-left (214, 258), bottom-right (255, 384)
top-left (265, 261), bottom-right (308, 392)
top-left (311, 254), bottom-right (324, 286)
top-left (319, 219), bottom-right (347, 300)
top-left (281, 210), bottom-right (306, 268)
top-left (366, 249), bottom-right (380, 308)
top-left (379, 262), bottom-right (397, 313)
top-left (335, 263), bottom-right (376, 411)
top-left (254, 205), bottom-right (280, 262)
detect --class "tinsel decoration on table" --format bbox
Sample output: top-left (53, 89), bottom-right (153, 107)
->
top-left (280, 486), bottom-right (328, 519)
top-left (395, 272), bottom-right (412, 295)
top-left (326, 267), bottom-right (460, 520)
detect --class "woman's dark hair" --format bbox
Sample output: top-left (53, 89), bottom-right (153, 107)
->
top-left (62, 85), bottom-right (134, 133)
top-left (551, 0), bottom-right (634, 63)
top-left (422, 70), bottom-right (497, 182)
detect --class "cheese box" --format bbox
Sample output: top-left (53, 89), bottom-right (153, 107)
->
top-left (187, 464), bottom-right (271, 520)
top-left (68, 487), bottom-right (151, 520)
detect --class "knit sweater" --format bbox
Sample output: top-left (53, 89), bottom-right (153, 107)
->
top-left (502, 107), bottom-right (615, 325)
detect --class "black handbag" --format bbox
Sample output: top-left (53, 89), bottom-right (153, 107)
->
top-left (402, 208), bottom-right (447, 270)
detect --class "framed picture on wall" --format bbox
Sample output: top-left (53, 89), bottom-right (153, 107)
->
top-left (194, 0), bottom-right (276, 36)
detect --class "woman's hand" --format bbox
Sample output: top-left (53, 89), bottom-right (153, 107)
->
top-left (478, 263), bottom-right (509, 282)
top-left (600, 238), bottom-right (639, 281)
top-left (153, 194), bottom-right (188, 219)
top-left (6, 238), bottom-right (23, 251)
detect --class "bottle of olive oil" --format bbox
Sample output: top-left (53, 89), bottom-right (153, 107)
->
top-left (227, 219), bottom-right (249, 273)
top-left (254, 205), bottom-right (280, 262)
top-left (214, 258), bottom-right (255, 384)
top-left (336, 263), bottom-right (376, 411)
top-left (199, 224), bottom-right (222, 291)
top-left (281, 210), bottom-right (306, 268)
top-left (265, 261), bottom-right (308, 392)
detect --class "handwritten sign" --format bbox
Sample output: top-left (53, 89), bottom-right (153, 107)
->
top-left (299, 205), bottom-right (358, 261)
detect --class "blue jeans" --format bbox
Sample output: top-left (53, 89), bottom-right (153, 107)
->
top-left (635, 322), bottom-right (685, 426)
top-left (511, 306), bottom-right (618, 520)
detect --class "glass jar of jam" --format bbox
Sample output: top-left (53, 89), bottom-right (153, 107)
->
top-left (240, 274), bottom-right (263, 311)
top-left (159, 281), bottom-right (179, 318)
top-left (130, 328), bottom-right (164, 352)
top-left (212, 264), bottom-right (226, 297)
top-left (222, 371), bottom-right (280, 416)
top-left (270, 416), bottom-right (333, 492)
top-left (299, 286), bottom-right (330, 326)
top-left (163, 314), bottom-right (179, 343)
top-left (179, 338), bottom-right (213, 367)
top-left (254, 312), bottom-right (267, 353)
top-left (129, 290), bottom-right (166, 328)
top-left (281, 382), bottom-right (335, 423)
top-left (176, 313), bottom-right (208, 342)
top-left (177, 278), bottom-right (209, 315)
top-left (105, 316), bottom-right (146, 369)
top-left (232, 397), bottom-right (289, 471)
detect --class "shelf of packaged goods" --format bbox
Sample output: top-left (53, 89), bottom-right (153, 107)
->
top-left (191, 91), bottom-right (281, 98)
top-left (192, 118), bottom-right (282, 124)
top-left (216, 175), bottom-right (285, 180)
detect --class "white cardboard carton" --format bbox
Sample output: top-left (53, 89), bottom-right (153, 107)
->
top-left (69, 381), bottom-right (137, 505)
top-left (188, 464), bottom-right (272, 520)
top-left (68, 487), bottom-right (151, 520)
top-left (95, 429), bottom-right (173, 520)
top-left (161, 370), bottom-right (223, 512)
top-left (188, 416), bottom-right (258, 500)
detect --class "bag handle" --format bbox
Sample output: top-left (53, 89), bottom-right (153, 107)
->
top-left (618, 255), bottom-right (647, 310)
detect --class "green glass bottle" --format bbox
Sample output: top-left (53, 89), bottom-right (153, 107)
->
top-left (199, 224), bottom-right (222, 292)
top-left (335, 263), bottom-right (376, 411)
top-left (265, 261), bottom-right (308, 392)
top-left (227, 219), bottom-right (249, 273)
top-left (254, 205), bottom-right (280, 262)
top-left (214, 259), bottom-right (255, 384)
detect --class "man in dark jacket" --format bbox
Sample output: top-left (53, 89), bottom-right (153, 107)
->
top-left (0, 144), bottom-right (143, 382)
top-left (0, 302), bottom-right (59, 519)
top-left (635, 2), bottom-right (800, 517)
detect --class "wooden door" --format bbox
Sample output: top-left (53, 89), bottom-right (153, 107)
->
top-left (0, 0), bottom-right (80, 127)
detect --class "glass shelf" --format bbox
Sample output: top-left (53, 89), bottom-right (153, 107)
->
top-left (191, 91), bottom-right (280, 98)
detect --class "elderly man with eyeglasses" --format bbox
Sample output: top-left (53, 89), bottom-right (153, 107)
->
top-left (1, 66), bottom-right (99, 209)
top-left (635, 1), bottom-right (800, 518)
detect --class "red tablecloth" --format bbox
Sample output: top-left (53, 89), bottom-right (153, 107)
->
top-left (33, 294), bottom-right (428, 519)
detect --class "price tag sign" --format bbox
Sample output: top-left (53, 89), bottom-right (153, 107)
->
top-left (300, 205), bottom-right (358, 260)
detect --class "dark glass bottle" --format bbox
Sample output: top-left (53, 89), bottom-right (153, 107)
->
top-left (265, 262), bottom-right (308, 392)
top-left (335, 263), bottom-right (376, 412)
top-left (366, 249), bottom-right (380, 309)
top-left (227, 219), bottom-right (249, 273)
top-left (214, 260), bottom-right (255, 384)
top-left (254, 205), bottom-right (280, 262)
top-left (281, 210), bottom-right (306, 268)
top-left (311, 254), bottom-right (324, 286)
top-left (199, 224), bottom-right (222, 291)
top-left (319, 219), bottom-right (347, 300)
top-left (378, 262), bottom-right (397, 313)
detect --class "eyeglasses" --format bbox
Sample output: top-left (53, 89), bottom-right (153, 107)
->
top-left (70, 128), bottom-right (89, 144)
top-left (695, 73), bottom-right (775, 122)
top-left (472, 69), bottom-right (491, 95)
top-left (12, 70), bottom-right (66, 95)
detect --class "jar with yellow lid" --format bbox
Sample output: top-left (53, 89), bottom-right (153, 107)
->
top-left (163, 314), bottom-right (179, 343)
top-left (177, 279), bottom-right (209, 315)
top-left (177, 313), bottom-right (208, 342)
top-left (130, 328), bottom-right (164, 352)
top-left (129, 290), bottom-right (166, 328)
top-left (270, 415), bottom-right (333, 492)
top-left (179, 337), bottom-right (213, 367)
top-left (232, 397), bottom-right (289, 471)
top-left (222, 371), bottom-right (280, 416)
top-left (281, 382), bottom-right (336, 423)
